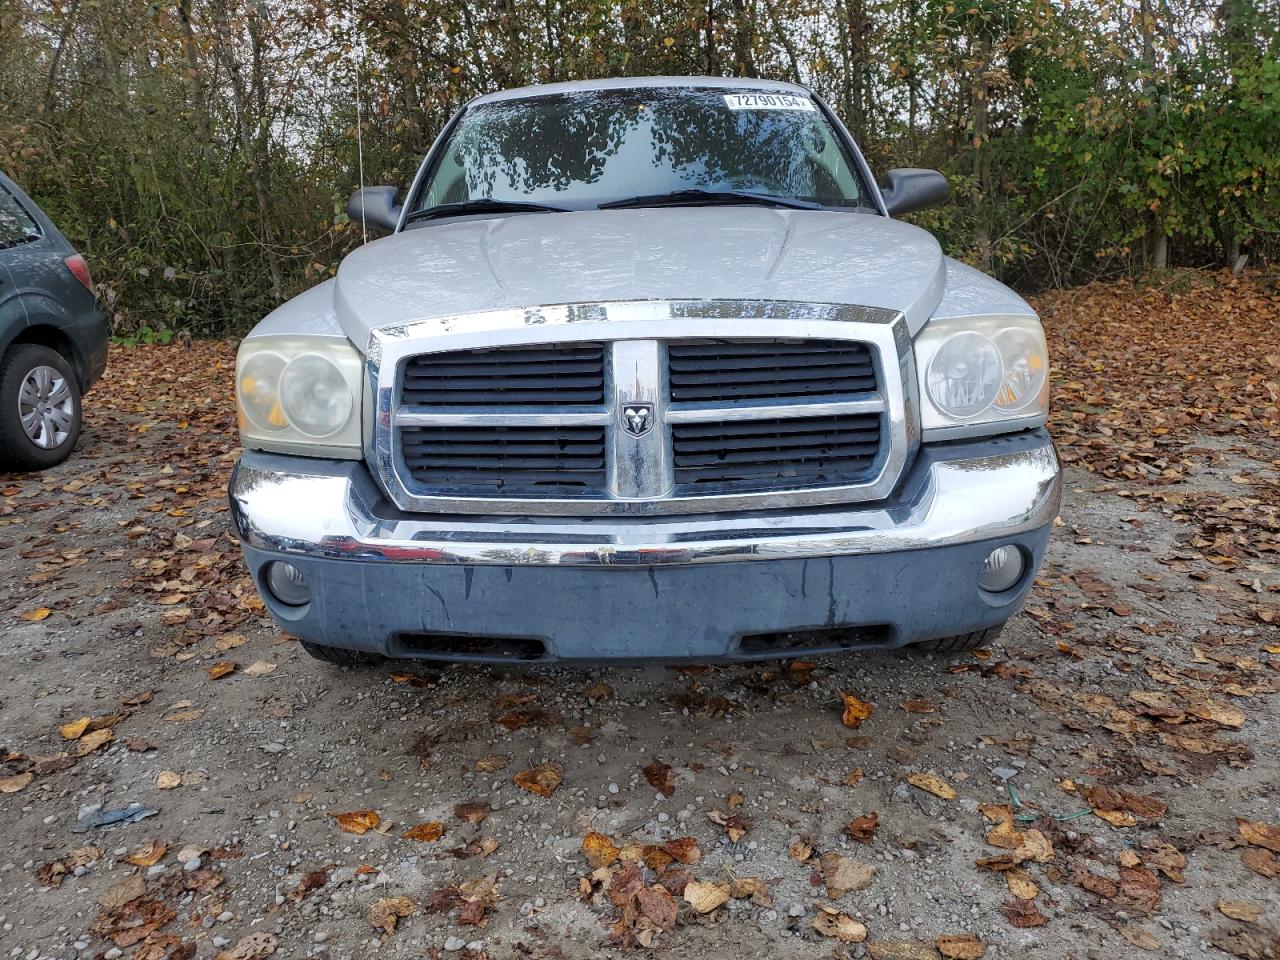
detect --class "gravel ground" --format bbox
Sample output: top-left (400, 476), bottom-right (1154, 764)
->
top-left (0, 340), bottom-right (1277, 960)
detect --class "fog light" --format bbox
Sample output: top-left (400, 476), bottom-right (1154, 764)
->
top-left (978, 545), bottom-right (1024, 593)
top-left (265, 561), bottom-right (310, 606)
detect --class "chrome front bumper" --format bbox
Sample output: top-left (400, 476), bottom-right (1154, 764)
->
top-left (230, 431), bottom-right (1060, 569)
top-left (230, 430), bottom-right (1059, 660)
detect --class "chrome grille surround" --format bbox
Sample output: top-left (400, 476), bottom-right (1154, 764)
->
top-left (367, 300), bottom-right (918, 516)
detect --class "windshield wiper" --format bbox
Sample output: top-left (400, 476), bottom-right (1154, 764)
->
top-left (598, 189), bottom-right (824, 211)
top-left (403, 198), bottom-right (571, 224)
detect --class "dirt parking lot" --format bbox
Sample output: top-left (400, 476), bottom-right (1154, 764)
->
top-left (1, 276), bottom-right (1277, 960)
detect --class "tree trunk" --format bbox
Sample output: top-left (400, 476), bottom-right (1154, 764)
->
top-left (972, 36), bottom-right (993, 272)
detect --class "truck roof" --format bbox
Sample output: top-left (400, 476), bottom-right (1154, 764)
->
top-left (469, 75), bottom-right (812, 107)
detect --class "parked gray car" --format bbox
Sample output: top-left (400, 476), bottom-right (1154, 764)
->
top-left (0, 172), bottom-right (107, 471)
top-left (229, 77), bottom-right (1060, 666)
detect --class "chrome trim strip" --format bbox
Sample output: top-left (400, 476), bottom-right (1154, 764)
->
top-left (231, 439), bottom-right (1061, 567)
top-left (395, 409), bottom-right (611, 427)
top-left (369, 299), bottom-right (916, 516)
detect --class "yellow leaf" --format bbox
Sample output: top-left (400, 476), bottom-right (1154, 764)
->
top-left (840, 692), bottom-right (873, 729)
top-left (156, 770), bottom-right (183, 789)
top-left (1006, 868), bottom-right (1039, 899)
top-left (18, 607), bottom-right (51, 621)
top-left (206, 660), bottom-right (238, 680)
top-left (60, 717), bottom-right (91, 740)
top-left (333, 810), bottom-right (381, 835)
top-left (513, 762), bottom-right (563, 797)
top-left (124, 839), bottom-right (167, 867)
top-left (70, 728), bottom-right (113, 757)
top-left (683, 879), bottom-right (729, 913)
top-left (582, 831), bottom-right (620, 868)
top-left (908, 772), bottom-right (957, 800)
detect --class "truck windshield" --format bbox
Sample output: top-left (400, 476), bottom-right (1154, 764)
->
top-left (412, 88), bottom-right (871, 218)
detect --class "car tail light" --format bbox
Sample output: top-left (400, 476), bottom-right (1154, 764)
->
top-left (64, 254), bottom-right (93, 294)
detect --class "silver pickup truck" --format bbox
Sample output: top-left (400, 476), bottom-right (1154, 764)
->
top-left (229, 76), bottom-right (1061, 666)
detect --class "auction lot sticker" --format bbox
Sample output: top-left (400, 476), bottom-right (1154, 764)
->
top-left (723, 92), bottom-right (816, 111)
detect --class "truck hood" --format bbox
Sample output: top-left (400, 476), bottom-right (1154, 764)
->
top-left (333, 207), bottom-right (947, 346)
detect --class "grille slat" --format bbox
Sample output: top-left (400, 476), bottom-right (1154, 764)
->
top-left (401, 343), bottom-right (605, 407)
top-left (673, 414), bottom-right (882, 488)
top-left (400, 424), bottom-right (606, 494)
top-left (668, 339), bottom-right (877, 403)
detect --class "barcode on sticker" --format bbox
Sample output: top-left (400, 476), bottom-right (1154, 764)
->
top-left (723, 93), bottom-right (816, 112)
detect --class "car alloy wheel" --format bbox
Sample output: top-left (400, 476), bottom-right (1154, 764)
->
top-left (18, 364), bottom-right (76, 449)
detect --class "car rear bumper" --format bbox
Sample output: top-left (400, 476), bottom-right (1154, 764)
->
top-left (229, 429), bottom-right (1061, 661)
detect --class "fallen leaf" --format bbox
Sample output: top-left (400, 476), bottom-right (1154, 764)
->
top-left (474, 755), bottom-right (508, 773)
top-left (813, 905), bottom-right (868, 942)
top-left (1242, 848), bottom-right (1279, 878)
top-left (454, 801), bottom-right (491, 824)
top-left (513, 762), bottom-right (562, 797)
top-left (846, 811), bottom-right (879, 841)
top-left (99, 874), bottom-right (146, 910)
top-left (867, 942), bottom-right (942, 960)
top-left (1179, 689), bottom-right (1246, 728)
top-left (636, 885), bottom-right (677, 929)
top-left (643, 760), bottom-right (675, 796)
top-left (214, 634), bottom-right (246, 651)
top-left (1002, 897), bottom-right (1048, 928)
top-left (821, 851), bottom-right (876, 898)
top-left (367, 895), bottom-right (414, 934)
top-left (70, 727), bottom-right (112, 757)
top-left (1238, 818), bottom-right (1280, 853)
top-left (908, 772), bottom-right (957, 800)
top-left (124, 840), bottom-right (167, 868)
top-left (1085, 786), bottom-right (1167, 826)
top-left (59, 717), bottom-right (91, 740)
top-left (936, 933), bottom-right (987, 959)
top-left (903, 699), bottom-right (937, 713)
top-left (582, 832), bottom-right (620, 868)
top-left (0, 772), bottom-right (33, 793)
top-left (243, 660), bottom-right (277, 676)
top-left (1219, 900), bottom-right (1264, 923)
top-left (1118, 925), bottom-right (1161, 950)
top-left (789, 838), bottom-right (814, 862)
top-left (402, 822), bottom-right (444, 842)
top-left (584, 681), bottom-right (614, 701)
top-left (163, 708), bottom-right (203, 722)
top-left (662, 836), bottom-right (701, 865)
top-left (1006, 868), bottom-right (1038, 900)
top-left (214, 932), bottom-right (277, 960)
top-left (332, 810), bottom-right (380, 835)
top-left (683, 879), bottom-right (729, 913)
top-left (155, 770), bottom-right (183, 790)
top-left (841, 692), bottom-right (873, 728)
top-left (18, 607), bottom-right (51, 621)
top-left (206, 660), bottom-right (238, 680)
top-left (728, 876), bottom-right (772, 906)
top-left (844, 767), bottom-right (865, 786)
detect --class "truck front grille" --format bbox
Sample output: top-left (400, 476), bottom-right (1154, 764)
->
top-left (668, 339), bottom-right (876, 402)
top-left (373, 301), bottom-right (911, 515)
top-left (400, 424), bottom-right (607, 494)
top-left (672, 413), bottom-right (882, 488)
top-left (401, 343), bottom-right (605, 407)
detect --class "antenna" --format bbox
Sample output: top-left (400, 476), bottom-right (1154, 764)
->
top-left (355, 58), bottom-right (367, 244)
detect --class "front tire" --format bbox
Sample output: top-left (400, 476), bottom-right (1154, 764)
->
top-left (0, 344), bottom-right (82, 472)
top-left (300, 641), bottom-right (385, 667)
top-left (915, 624), bottom-right (1004, 655)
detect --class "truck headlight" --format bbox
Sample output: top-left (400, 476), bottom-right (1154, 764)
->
top-left (236, 336), bottom-right (363, 458)
top-left (915, 315), bottom-right (1048, 440)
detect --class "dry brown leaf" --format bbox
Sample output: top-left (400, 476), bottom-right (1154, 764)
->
top-left (214, 634), bottom-right (247, 651)
top-left (662, 836), bottom-right (701, 865)
top-left (584, 681), bottom-right (614, 701)
top-left (846, 811), bottom-right (879, 842)
top-left (99, 874), bottom-right (146, 910)
top-left (124, 840), bottom-right (166, 867)
top-left (1179, 689), bottom-right (1245, 728)
top-left (728, 876), bottom-right (772, 906)
top-left (70, 727), bottom-right (112, 757)
top-left (866, 942), bottom-right (942, 960)
top-left (936, 933), bottom-right (987, 959)
top-left (0, 772), bottom-right (33, 793)
top-left (1219, 900), bottom-right (1264, 923)
top-left (789, 838), bottom-right (814, 862)
top-left (821, 851), bottom-right (876, 898)
top-left (206, 660), bottom-right (238, 680)
top-left (243, 660), bottom-right (277, 676)
top-left (986, 818), bottom-right (1025, 850)
top-left (813, 905), bottom-right (868, 942)
top-left (1006, 868), bottom-right (1038, 900)
top-left (1242, 848), bottom-right (1279, 878)
top-left (636, 885), bottom-right (677, 930)
top-left (903, 699), bottom-right (937, 713)
top-left (513, 762), bottom-right (562, 797)
top-left (453, 801), bottom-right (492, 824)
top-left (1002, 897), bottom-right (1048, 928)
top-left (367, 895), bottom-right (414, 934)
top-left (844, 767), bottom-right (865, 786)
top-left (1238, 818), bottom-right (1280, 853)
top-left (402, 822), bottom-right (444, 842)
top-left (214, 932), bottom-right (277, 960)
top-left (1118, 925), bottom-right (1161, 950)
top-left (907, 772), bottom-right (957, 800)
top-left (332, 810), bottom-right (380, 835)
top-left (474, 755), bottom-right (509, 773)
top-left (582, 831), bottom-right (620, 868)
top-left (18, 607), bottom-right (51, 621)
top-left (163, 708), bottom-right (203, 722)
top-left (841, 691), bottom-right (873, 728)
top-left (155, 770), bottom-right (182, 790)
top-left (642, 760), bottom-right (675, 797)
top-left (683, 879), bottom-right (729, 913)
top-left (59, 717), bottom-right (91, 740)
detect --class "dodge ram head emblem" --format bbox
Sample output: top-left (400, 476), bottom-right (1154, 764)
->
top-left (621, 403), bottom-right (654, 437)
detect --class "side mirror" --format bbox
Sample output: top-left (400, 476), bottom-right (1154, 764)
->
top-left (880, 169), bottom-right (950, 217)
top-left (346, 186), bottom-right (402, 234)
